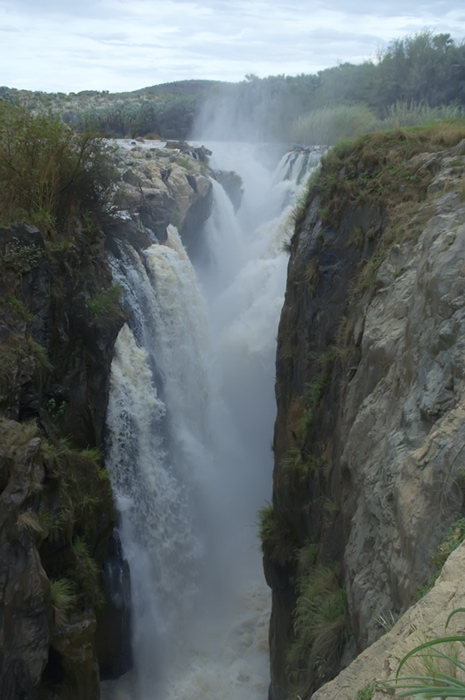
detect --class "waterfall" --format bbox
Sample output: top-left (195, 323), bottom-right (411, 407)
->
top-left (105, 229), bottom-right (212, 699)
top-left (103, 143), bottom-right (321, 700)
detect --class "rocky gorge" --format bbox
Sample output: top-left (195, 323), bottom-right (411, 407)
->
top-left (2, 114), bottom-right (465, 700)
top-left (265, 122), bottom-right (465, 699)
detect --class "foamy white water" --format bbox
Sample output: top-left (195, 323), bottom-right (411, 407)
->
top-left (103, 143), bottom-right (320, 700)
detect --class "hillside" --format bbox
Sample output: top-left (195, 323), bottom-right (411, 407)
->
top-left (2, 31), bottom-right (464, 142)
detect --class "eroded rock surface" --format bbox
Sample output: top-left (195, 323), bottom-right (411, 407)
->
top-left (113, 140), bottom-right (213, 251)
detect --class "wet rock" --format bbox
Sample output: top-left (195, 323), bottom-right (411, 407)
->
top-left (50, 613), bottom-right (100, 700)
top-left (0, 217), bottom-right (124, 696)
top-left (114, 142), bottom-right (213, 246)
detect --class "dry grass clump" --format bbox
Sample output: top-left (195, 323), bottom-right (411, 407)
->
top-left (287, 563), bottom-right (349, 696)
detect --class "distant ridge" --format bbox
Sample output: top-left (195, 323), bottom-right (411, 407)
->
top-left (133, 79), bottom-right (229, 96)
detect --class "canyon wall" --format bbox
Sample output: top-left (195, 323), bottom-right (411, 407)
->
top-left (265, 124), bottom-right (465, 699)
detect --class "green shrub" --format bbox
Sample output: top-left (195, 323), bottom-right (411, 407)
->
top-left (258, 502), bottom-right (279, 546)
top-left (287, 374), bottom-right (329, 449)
top-left (87, 284), bottom-right (124, 327)
top-left (80, 446), bottom-right (103, 464)
top-left (304, 374), bottom-right (329, 407)
top-left (257, 502), bottom-right (298, 566)
top-left (4, 236), bottom-right (43, 274)
top-left (291, 104), bottom-right (378, 146)
top-left (287, 565), bottom-right (349, 694)
top-left (50, 578), bottom-right (77, 628)
top-left (296, 540), bottom-right (319, 574)
top-left (281, 235), bottom-right (293, 253)
top-left (72, 536), bottom-right (105, 609)
top-left (0, 102), bottom-right (116, 236)
top-left (418, 519), bottom-right (465, 599)
top-left (46, 398), bottom-right (67, 421)
top-left (356, 682), bottom-right (375, 700)
top-left (38, 509), bottom-right (65, 542)
top-left (433, 519), bottom-right (465, 569)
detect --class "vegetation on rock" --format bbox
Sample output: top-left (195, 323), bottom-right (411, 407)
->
top-left (287, 563), bottom-right (349, 695)
top-left (417, 519), bottom-right (465, 599)
top-left (0, 101), bottom-right (117, 236)
top-left (0, 107), bottom-right (124, 699)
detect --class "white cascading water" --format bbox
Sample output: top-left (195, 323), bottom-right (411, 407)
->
top-left (103, 143), bottom-right (321, 700)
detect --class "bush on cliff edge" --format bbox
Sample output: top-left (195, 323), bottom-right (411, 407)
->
top-left (0, 101), bottom-right (116, 236)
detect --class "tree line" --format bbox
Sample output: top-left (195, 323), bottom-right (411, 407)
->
top-left (199, 31), bottom-right (465, 141)
top-left (2, 31), bottom-right (465, 142)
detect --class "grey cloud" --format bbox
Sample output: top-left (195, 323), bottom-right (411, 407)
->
top-left (1, 0), bottom-right (465, 93)
top-left (0, 0), bottom-right (107, 15)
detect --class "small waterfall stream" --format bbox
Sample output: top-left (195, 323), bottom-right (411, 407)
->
top-left (103, 143), bottom-right (321, 700)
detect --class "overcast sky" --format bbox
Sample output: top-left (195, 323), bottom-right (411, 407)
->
top-left (1, 0), bottom-right (465, 93)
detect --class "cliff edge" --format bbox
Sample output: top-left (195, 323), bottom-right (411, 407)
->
top-left (265, 122), bottom-right (465, 699)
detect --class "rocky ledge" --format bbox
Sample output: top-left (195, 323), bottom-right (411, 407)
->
top-left (111, 138), bottom-right (242, 254)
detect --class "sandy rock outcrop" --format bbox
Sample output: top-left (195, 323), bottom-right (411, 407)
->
top-left (113, 140), bottom-right (213, 252)
top-left (312, 540), bottom-right (465, 700)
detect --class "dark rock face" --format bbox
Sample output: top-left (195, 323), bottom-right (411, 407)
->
top-left (96, 530), bottom-right (133, 680)
top-left (211, 170), bottom-right (243, 212)
top-left (0, 423), bottom-right (52, 700)
top-left (269, 194), bottom-right (383, 699)
top-left (0, 223), bottom-right (123, 445)
top-left (0, 222), bottom-right (125, 699)
top-left (51, 612), bottom-right (100, 698)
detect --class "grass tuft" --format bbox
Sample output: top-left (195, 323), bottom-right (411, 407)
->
top-left (383, 609), bottom-right (465, 698)
top-left (287, 564), bottom-right (349, 694)
top-left (418, 519), bottom-right (465, 599)
top-left (72, 536), bottom-right (105, 609)
top-left (257, 502), bottom-right (298, 566)
top-left (87, 284), bottom-right (124, 327)
top-left (50, 578), bottom-right (77, 629)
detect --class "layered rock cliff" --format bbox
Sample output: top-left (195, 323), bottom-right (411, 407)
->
top-left (265, 123), bottom-right (465, 699)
